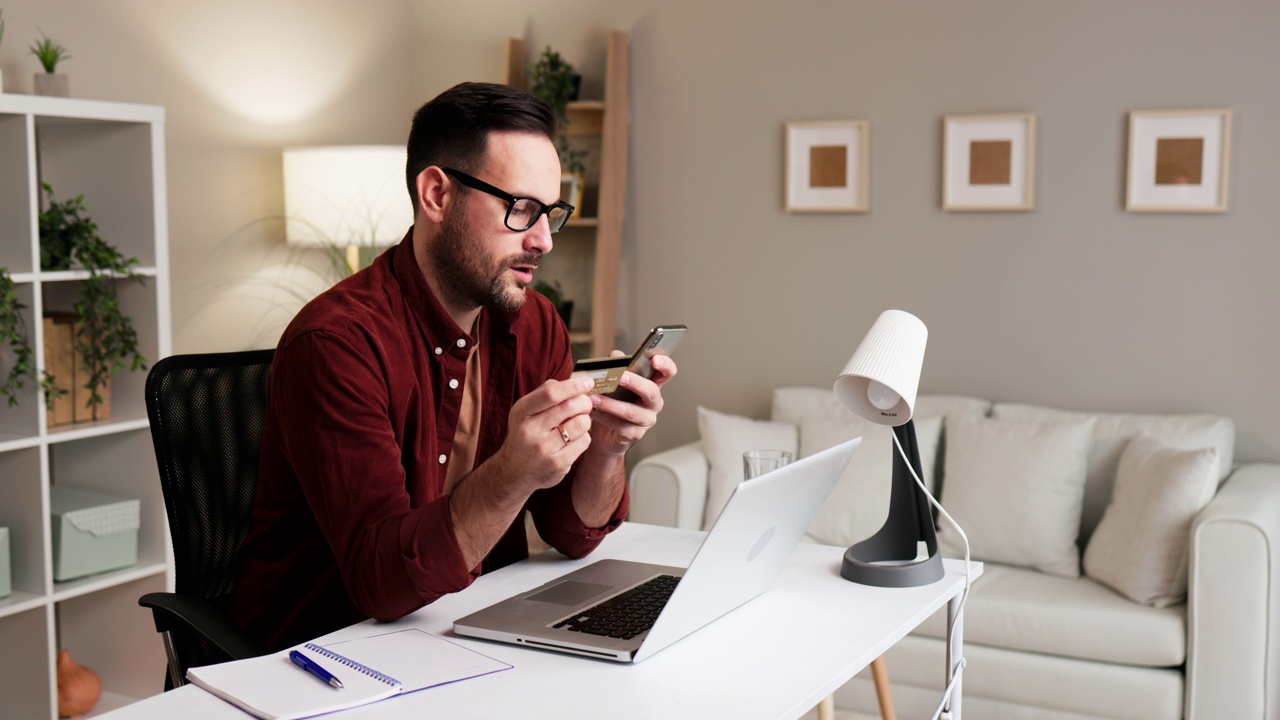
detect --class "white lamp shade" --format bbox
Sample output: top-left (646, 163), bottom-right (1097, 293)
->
top-left (833, 309), bottom-right (927, 426)
top-left (283, 145), bottom-right (412, 247)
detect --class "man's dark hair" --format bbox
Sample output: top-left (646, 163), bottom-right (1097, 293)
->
top-left (405, 82), bottom-right (557, 212)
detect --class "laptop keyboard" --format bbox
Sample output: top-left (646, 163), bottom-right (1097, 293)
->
top-left (552, 574), bottom-right (681, 640)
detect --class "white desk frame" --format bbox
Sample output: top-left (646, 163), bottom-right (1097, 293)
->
top-left (102, 523), bottom-right (980, 720)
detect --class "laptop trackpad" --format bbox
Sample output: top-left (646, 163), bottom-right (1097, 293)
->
top-left (527, 581), bottom-right (612, 606)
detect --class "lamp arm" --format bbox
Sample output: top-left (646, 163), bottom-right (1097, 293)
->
top-left (888, 427), bottom-right (972, 718)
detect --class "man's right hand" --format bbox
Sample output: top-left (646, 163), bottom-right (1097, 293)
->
top-left (448, 375), bottom-right (595, 568)
top-left (498, 375), bottom-right (596, 491)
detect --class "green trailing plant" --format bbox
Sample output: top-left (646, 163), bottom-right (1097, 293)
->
top-left (38, 182), bottom-right (146, 414)
top-left (0, 268), bottom-right (63, 408)
top-left (529, 46), bottom-right (588, 176)
top-left (1, 10), bottom-right (7, 53)
top-left (30, 31), bottom-right (70, 74)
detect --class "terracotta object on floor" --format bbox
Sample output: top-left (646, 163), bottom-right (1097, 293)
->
top-left (56, 649), bottom-right (102, 717)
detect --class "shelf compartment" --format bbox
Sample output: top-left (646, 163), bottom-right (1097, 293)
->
top-left (0, 111), bottom-right (35, 272)
top-left (35, 117), bottom-right (158, 268)
top-left (40, 277), bottom-right (160, 425)
top-left (58, 573), bottom-right (168, 703)
top-left (0, 607), bottom-right (55, 718)
top-left (0, 448), bottom-right (48, 602)
top-left (49, 429), bottom-right (166, 574)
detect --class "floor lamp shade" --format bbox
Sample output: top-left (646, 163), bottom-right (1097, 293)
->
top-left (282, 145), bottom-right (412, 249)
top-left (834, 309), bottom-right (943, 588)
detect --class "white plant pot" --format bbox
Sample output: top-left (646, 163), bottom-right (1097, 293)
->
top-left (34, 73), bottom-right (70, 98)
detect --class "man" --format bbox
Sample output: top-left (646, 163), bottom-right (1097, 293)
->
top-left (229, 82), bottom-right (676, 651)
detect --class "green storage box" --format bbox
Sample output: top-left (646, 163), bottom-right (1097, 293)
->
top-left (0, 527), bottom-right (11, 597)
top-left (50, 487), bottom-right (140, 582)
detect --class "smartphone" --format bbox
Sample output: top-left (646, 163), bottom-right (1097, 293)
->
top-left (571, 325), bottom-right (687, 401)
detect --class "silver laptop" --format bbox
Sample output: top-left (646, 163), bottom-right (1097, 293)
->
top-left (453, 437), bottom-right (861, 663)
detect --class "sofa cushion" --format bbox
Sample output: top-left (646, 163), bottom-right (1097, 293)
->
top-left (914, 563), bottom-right (1187, 668)
top-left (939, 416), bottom-right (1094, 578)
top-left (801, 415), bottom-right (943, 547)
top-left (992, 403), bottom-right (1234, 546)
top-left (1084, 435), bottom-right (1219, 607)
top-left (696, 406), bottom-right (798, 529)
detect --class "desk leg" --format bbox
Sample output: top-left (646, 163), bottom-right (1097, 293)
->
top-left (944, 592), bottom-right (965, 720)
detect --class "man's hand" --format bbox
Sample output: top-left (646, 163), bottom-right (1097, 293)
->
top-left (449, 375), bottom-right (595, 568)
top-left (586, 353), bottom-right (678, 457)
top-left (496, 375), bottom-right (597, 491)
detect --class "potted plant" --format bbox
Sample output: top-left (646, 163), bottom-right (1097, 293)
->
top-left (30, 31), bottom-right (70, 97)
top-left (534, 279), bottom-right (573, 328)
top-left (38, 182), bottom-right (147, 420)
top-left (529, 47), bottom-right (588, 179)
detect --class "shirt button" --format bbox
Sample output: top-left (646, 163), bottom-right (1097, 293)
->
top-left (449, 379), bottom-right (459, 390)
top-left (434, 347), bottom-right (443, 355)
top-left (456, 338), bottom-right (467, 348)
top-left (438, 454), bottom-right (447, 464)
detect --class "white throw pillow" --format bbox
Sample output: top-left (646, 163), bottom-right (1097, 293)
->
top-left (992, 403), bottom-right (1234, 546)
top-left (696, 406), bottom-right (798, 529)
top-left (1083, 435), bottom-right (1218, 607)
top-left (802, 416), bottom-right (943, 547)
top-left (938, 416), bottom-right (1095, 578)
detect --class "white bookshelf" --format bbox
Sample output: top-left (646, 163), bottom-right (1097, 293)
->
top-left (0, 94), bottom-right (172, 719)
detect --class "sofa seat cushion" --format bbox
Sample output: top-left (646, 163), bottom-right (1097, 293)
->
top-left (914, 563), bottom-right (1186, 667)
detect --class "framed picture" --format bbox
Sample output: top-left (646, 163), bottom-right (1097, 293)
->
top-left (942, 113), bottom-right (1036, 211)
top-left (785, 121), bottom-right (869, 212)
top-left (1126, 109), bottom-right (1232, 213)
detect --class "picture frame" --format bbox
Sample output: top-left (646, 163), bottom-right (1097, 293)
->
top-left (785, 120), bottom-right (869, 213)
top-left (1126, 109), bottom-right (1232, 213)
top-left (942, 113), bottom-right (1036, 211)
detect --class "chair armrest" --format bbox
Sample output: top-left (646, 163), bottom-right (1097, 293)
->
top-left (1186, 463), bottom-right (1280, 720)
top-left (139, 592), bottom-right (266, 662)
top-left (628, 441), bottom-right (708, 530)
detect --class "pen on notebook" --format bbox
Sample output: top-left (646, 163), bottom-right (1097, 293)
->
top-left (289, 650), bottom-right (344, 689)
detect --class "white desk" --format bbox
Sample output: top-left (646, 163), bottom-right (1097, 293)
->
top-left (102, 523), bottom-right (980, 720)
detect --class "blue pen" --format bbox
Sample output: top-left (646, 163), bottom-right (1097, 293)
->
top-left (289, 650), bottom-right (345, 689)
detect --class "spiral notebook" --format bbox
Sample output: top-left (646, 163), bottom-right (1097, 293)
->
top-left (186, 628), bottom-right (511, 719)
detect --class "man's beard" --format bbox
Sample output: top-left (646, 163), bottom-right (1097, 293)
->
top-left (429, 203), bottom-right (541, 314)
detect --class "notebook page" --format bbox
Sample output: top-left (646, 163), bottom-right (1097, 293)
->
top-left (320, 628), bottom-right (511, 693)
top-left (187, 647), bottom-right (397, 720)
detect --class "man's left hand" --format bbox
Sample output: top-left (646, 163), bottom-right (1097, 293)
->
top-left (584, 353), bottom-right (678, 457)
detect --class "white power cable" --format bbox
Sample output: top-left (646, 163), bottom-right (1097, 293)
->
top-left (889, 428), bottom-right (971, 720)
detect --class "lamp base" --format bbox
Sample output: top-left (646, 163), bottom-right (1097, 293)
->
top-left (840, 420), bottom-right (946, 588)
top-left (841, 543), bottom-right (944, 587)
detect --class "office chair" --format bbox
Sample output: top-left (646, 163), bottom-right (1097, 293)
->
top-left (138, 349), bottom-right (275, 689)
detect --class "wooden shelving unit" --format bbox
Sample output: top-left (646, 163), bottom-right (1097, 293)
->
top-left (0, 94), bottom-right (171, 718)
top-left (506, 31), bottom-right (629, 359)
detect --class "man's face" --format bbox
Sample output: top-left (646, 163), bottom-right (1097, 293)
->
top-left (429, 131), bottom-right (561, 314)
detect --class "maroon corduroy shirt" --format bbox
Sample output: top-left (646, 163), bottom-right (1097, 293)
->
top-left (229, 232), bottom-right (627, 650)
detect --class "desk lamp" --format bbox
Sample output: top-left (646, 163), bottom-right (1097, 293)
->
top-left (833, 309), bottom-right (944, 587)
top-left (283, 145), bottom-right (411, 274)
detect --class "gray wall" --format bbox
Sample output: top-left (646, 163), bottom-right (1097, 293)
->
top-left (4, 0), bottom-right (1276, 462)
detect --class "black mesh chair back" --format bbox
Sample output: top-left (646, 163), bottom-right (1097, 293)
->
top-left (140, 349), bottom-right (274, 687)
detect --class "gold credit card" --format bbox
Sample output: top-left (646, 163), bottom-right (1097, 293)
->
top-left (571, 355), bottom-right (632, 395)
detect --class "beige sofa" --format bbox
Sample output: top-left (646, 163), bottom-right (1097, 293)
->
top-left (628, 388), bottom-right (1280, 720)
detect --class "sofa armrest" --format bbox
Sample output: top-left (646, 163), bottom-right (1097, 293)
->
top-left (628, 441), bottom-right (708, 530)
top-left (1187, 462), bottom-right (1280, 720)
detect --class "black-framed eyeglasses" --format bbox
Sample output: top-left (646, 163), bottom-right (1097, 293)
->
top-left (442, 167), bottom-right (574, 234)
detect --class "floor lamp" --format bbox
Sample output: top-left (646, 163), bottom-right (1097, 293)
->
top-left (282, 145), bottom-right (411, 274)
